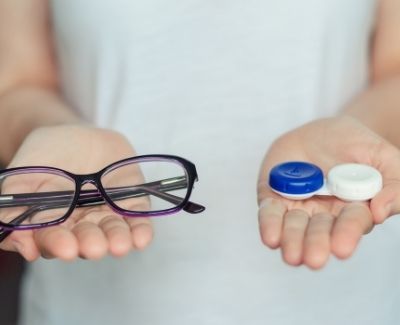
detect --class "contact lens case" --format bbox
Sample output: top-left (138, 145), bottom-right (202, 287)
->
top-left (269, 161), bottom-right (382, 201)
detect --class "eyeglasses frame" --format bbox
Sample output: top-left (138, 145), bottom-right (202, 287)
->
top-left (0, 154), bottom-right (204, 233)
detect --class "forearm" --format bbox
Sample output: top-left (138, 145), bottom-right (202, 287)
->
top-left (0, 86), bottom-right (82, 164)
top-left (341, 75), bottom-right (400, 148)
top-left (0, 1), bottom-right (85, 164)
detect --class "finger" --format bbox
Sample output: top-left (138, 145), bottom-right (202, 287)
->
top-left (98, 215), bottom-right (132, 257)
top-left (331, 203), bottom-right (372, 259)
top-left (281, 209), bottom-right (309, 266)
top-left (258, 197), bottom-right (287, 248)
top-left (34, 226), bottom-right (79, 261)
top-left (125, 217), bottom-right (153, 250)
top-left (1, 230), bottom-right (40, 262)
top-left (369, 147), bottom-right (400, 223)
top-left (71, 221), bottom-right (108, 260)
top-left (370, 181), bottom-right (400, 224)
top-left (303, 213), bottom-right (334, 270)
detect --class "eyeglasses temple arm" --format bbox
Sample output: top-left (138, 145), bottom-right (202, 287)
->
top-left (0, 203), bottom-right (62, 242)
top-left (92, 177), bottom-right (204, 213)
top-left (0, 176), bottom-right (204, 212)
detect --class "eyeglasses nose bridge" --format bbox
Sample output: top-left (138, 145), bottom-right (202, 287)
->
top-left (76, 173), bottom-right (102, 189)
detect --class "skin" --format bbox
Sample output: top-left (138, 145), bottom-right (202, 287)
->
top-left (0, 1), bottom-right (154, 261)
top-left (257, 116), bottom-right (400, 269)
top-left (1, 125), bottom-right (154, 261)
top-left (0, 1), bottom-right (400, 269)
top-left (257, 0), bottom-right (400, 269)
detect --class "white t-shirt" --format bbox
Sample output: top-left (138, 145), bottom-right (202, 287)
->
top-left (21, 1), bottom-right (400, 324)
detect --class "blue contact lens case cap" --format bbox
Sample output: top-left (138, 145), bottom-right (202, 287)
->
top-left (269, 161), bottom-right (324, 195)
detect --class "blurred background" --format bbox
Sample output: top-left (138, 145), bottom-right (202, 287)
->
top-left (0, 251), bottom-right (25, 325)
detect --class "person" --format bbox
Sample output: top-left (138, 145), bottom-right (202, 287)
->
top-left (1, 0), bottom-right (400, 324)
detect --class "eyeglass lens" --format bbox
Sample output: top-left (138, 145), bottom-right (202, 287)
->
top-left (101, 160), bottom-right (189, 213)
top-left (0, 171), bottom-right (76, 228)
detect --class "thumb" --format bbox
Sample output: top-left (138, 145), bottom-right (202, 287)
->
top-left (0, 230), bottom-right (40, 261)
top-left (370, 180), bottom-right (400, 224)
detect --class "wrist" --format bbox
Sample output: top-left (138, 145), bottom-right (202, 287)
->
top-left (9, 124), bottom-right (134, 169)
top-left (0, 87), bottom-right (85, 164)
top-left (339, 77), bottom-right (400, 147)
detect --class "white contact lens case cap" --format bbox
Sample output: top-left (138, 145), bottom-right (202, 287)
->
top-left (327, 163), bottom-right (382, 201)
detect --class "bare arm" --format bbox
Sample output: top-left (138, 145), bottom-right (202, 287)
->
top-left (0, 1), bottom-right (153, 261)
top-left (257, 0), bottom-right (400, 269)
top-left (0, 0), bottom-right (81, 164)
top-left (343, 0), bottom-right (400, 147)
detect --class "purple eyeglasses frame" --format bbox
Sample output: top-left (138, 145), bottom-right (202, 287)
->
top-left (0, 154), bottom-right (205, 242)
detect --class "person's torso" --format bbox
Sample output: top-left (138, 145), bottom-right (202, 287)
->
top-left (22, 2), bottom-right (400, 325)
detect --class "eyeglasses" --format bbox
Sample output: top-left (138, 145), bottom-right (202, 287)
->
top-left (0, 154), bottom-right (205, 243)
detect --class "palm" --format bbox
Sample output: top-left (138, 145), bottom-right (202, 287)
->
top-left (257, 116), bottom-right (400, 269)
top-left (0, 125), bottom-right (153, 261)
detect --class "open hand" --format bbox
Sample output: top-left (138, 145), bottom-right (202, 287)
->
top-left (257, 116), bottom-right (400, 269)
top-left (0, 125), bottom-right (153, 261)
